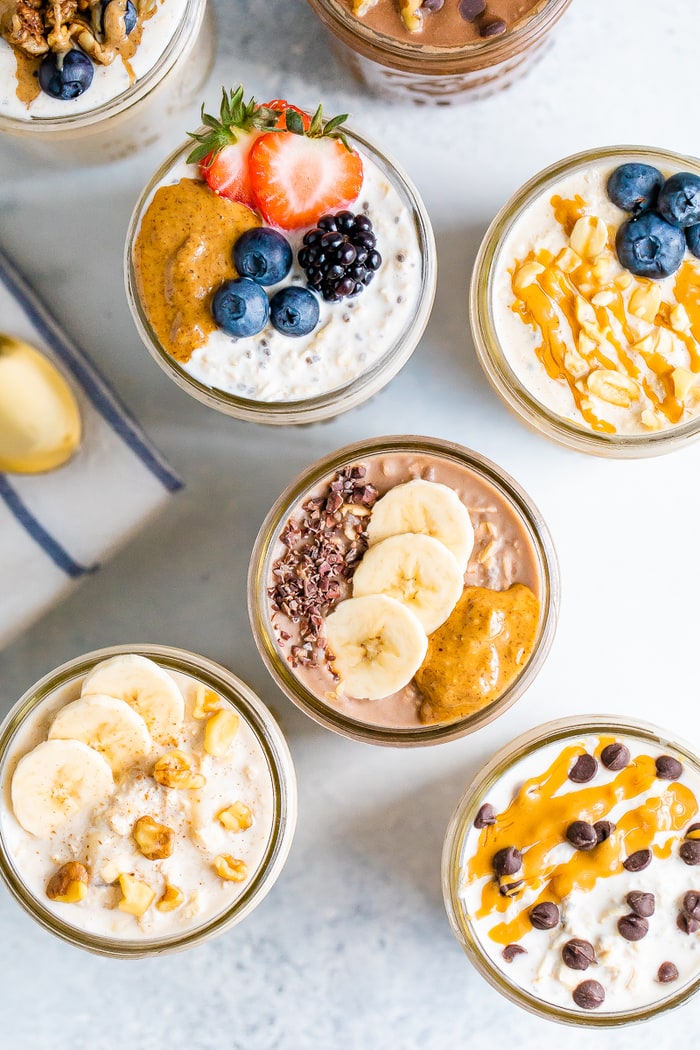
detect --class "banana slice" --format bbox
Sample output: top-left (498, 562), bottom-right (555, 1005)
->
top-left (80, 655), bottom-right (184, 743)
top-left (324, 594), bottom-right (427, 700)
top-left (48, 694), bottom-right (151, 775)
top-left (352, 533), bottom-right (463, 634)
top-left (366, 479), bottom-right (474, 573)
top-left (11, 738), bottom-right (114, 837)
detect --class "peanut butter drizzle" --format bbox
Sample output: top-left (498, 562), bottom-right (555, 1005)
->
top-left (467, 739), bottom-right (697, 946)
top-left (133, 178), bottom-right (260, 364)
top-left (510, 195), bottom-right (700, 432)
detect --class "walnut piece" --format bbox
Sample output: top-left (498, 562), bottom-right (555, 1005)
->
top-left (46, 861), bottom-right (89, 903)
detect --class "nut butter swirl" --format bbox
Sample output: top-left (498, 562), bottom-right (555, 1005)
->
top-left (466, 738), bottom-right (698, 946)
top-left (510, 194), bottom-right (700, 434)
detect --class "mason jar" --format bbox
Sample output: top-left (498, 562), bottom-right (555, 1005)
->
top-left (442, 714), bottom-right (700, 1025)
top-left (248, 434), bottom-right (559, 746)
top-left (0, 644), bottom-right (297, 957)
top-left (470, 145), bottom-right (700, 457)
top-left (124, 123), bottom-right (436, 425)
top-left (304, 0), bottom-right (573, 104)
top-left (0, 0), bottom-right (215, 165)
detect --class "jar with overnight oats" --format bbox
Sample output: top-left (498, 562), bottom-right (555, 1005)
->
top-left (0, 644), bottom-right (297, 957)
top-left (471, 146), bottom-right (700, 457)
top-left (124, 87), bottom-right (436, 425)
top-left (304, 0), bottom-right (572, 104)
top-left (0, 0), bottom-right (214, 164)
top-left (248, 435), bottom-right (559, 746)
top-left (442, 715), bottom-right (700, 1026)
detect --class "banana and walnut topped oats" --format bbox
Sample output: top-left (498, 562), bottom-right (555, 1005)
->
top-left (1, 654), bottom-right (276, 941)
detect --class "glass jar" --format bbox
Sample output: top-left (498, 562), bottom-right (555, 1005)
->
top-left (442, 714), bottom-right (700, 1026)
top-left (470, 145), bottom-right (700, 457)
top-left (0, 644), bottom-right (297, 957)
top-left (248, 434), bottom-right (559, 746)
top-left (305, 0), bottom-right (572, 104)
top-left (0, 0), bottom-right (215, 165)
top-left (124, 125), bottom-right (436, 425)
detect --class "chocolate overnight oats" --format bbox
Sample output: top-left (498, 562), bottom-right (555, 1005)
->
top-left (443, 717), bottom-right (700, 1024)
top-left (305, 0), bottom-right (573, 104)
top-left (248, 436), bottom-right (559, 746)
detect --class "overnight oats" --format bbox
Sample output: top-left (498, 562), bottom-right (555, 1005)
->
top-left (0, 0), bottom-right (214, 163)
top-left (471, 146), bottom-right (700, 456)
top-left (443, 716), bottom-right (700, 1025)
top-left (304, 0), bottom-right (572, 104)
top-left (0, 645), bottom-right (297, 956)
top-left (124, 85), bottom-right (435, 425)
top-left (248, 435), bottom-right (559, 746)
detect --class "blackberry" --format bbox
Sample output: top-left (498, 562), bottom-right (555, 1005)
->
top-left (298, 211), bottom-right (383, 303)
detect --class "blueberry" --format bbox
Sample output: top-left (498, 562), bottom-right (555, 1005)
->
top-left (658, 172), bottom-right (700, 228)
top-left (212, 278), bottom-right (269, 337)
top-left (269, 287), bottom-right (320, 337)
top-left (606, 163), bottom-right (663, 215)
top-left (38, 50), bottom-right (94, 100)
top-left (615, 211), bottom-right (686, 279)
top-left (101, 0), bottom-right (137, 34)
top-left (233, 228), bottom-right (292, 286)
top-left (687, 224), bottom-right (700, 259)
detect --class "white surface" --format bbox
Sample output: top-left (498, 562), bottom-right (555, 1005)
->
top-left (0, 1), bottom-right (699, 1047)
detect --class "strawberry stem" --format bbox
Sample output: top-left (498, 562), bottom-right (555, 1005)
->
top-left (186, 85), bottom-right (280, 166)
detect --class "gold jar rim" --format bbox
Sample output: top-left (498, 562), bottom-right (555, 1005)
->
top-left (305, 0), bottom-right (573, 76)
top-left (248, 434), bottom-right (560, 746)
top-left (442, 713), bottom-right (700, 1026)
top-left (0, 643), bottom-right (297, 958)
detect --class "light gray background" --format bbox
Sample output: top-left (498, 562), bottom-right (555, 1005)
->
top-left (1, 1), bottom-right (699, 1047)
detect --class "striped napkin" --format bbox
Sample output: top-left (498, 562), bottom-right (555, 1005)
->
top-left (0, 245), bottom-right (182, 650)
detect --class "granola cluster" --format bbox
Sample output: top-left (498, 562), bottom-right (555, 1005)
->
top-left (0, 0), bottom-right (138, 63)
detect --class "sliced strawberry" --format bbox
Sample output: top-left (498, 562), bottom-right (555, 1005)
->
top-left (199, 128), bottom-right (261, 209)
top-left (249, 132), bottom-right (363, 230)
top-left (264, 99), bottom-right (312, 131)
top-left (186, 86), bottom-right (279, 208)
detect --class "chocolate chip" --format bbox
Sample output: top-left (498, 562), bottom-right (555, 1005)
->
top-left (479, 16), bottom-right (507, 37)
top-left (685, 822), bottom-right (700, 838)
top-left (623, 848), bottom-right (652, 872)
top-left (562, 938), bottom-right (596, 970)
top-left (421, 0), bottom-right (444, 9)
top-left (677, 912), bottom-right (700, 935)
top-left (492, 846), bottom-right (522, 877)
top-left (458, 0), bottom-right (485, 21)
top-left (566, 821), bottom-right (598, 851)
top-left (499, 878), bottom-right (524, 898)
top-left (618, 913), bottom-right (649, 941)
top-left (658, 961), bottom-right (679, 983)
top-left (572, 980), bottom-right (605, 1010)
top-left (594, 820), bottom-right (616, 843)
top-left (474, 803), bottom-right (496, 829)
top-left (502, 943), bottom-right (526, 962)
top-left (601, 742), bottom-right (630, 771)
top-left (680, 840), bottom-right (700, 866)
top-left (529, 902), bottom-right (560, 930)
top-left (656, 755), bottom-right (683, 780)
top-left (627, 891), bottom-right (655, 917)
top-left (568, 754), bottom-right (598, 783)
top-left (682, 891), bottom-right (700, 919)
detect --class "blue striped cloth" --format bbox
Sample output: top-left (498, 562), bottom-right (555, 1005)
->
top-left (0, 245), bottom-right (182, 649)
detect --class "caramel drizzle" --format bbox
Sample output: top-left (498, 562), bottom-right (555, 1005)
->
top-left (466, 739), bottom-right (697, 946)
top-left (510, 195), bottom-right (700, 433)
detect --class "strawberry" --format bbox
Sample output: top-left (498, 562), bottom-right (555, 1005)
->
top-left (186, 86), bottom-right (279, 209)
top-left (248, 106), bottom-right (363, 230)
top-left (264, 99), bottom-right (312, 131)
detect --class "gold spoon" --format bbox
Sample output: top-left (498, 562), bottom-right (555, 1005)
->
top-left (0, 333), bottom-right (82, 474)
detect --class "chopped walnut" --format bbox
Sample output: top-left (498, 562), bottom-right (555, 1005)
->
top-left (1, 0), bottom-right (138, 63)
